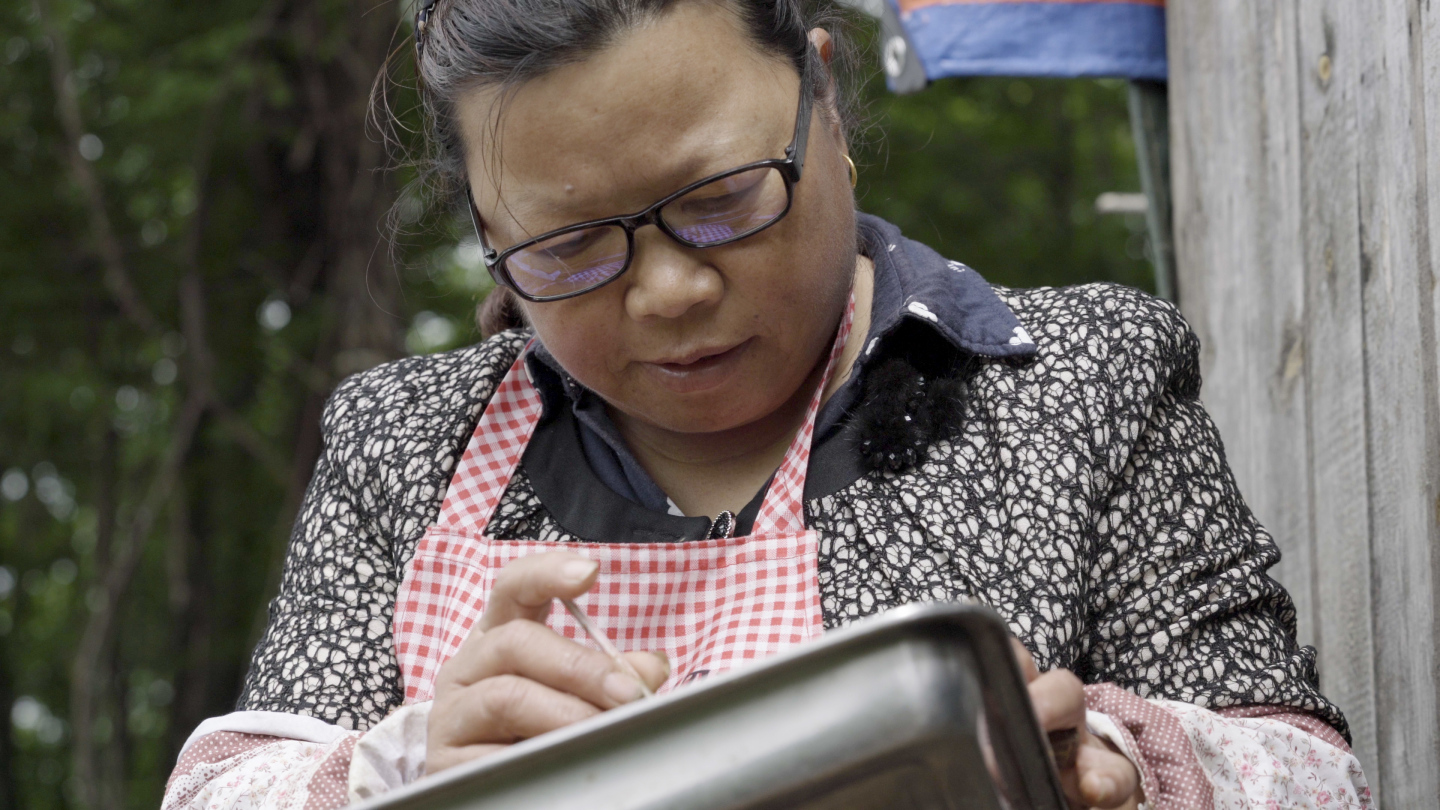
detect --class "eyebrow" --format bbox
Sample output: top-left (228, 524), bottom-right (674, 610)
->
top-left (490, 131), bottom-right (779, 238)
top-left (478, 52), bottom-right (811, 247)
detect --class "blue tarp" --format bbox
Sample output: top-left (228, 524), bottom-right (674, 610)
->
top-left (891, 0), bottom-right (1167, 84)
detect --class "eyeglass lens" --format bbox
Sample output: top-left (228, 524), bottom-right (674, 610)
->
top-left (503, 165), bottom-right (789, 299)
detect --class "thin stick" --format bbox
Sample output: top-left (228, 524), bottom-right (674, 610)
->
top-left (560, 597), bottom-right (655, 699)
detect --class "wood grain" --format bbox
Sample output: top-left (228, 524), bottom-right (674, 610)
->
top-left (1293, 0), bottom-right (1379, 778)
top-left (1172, 0), bottom-right (1440, 799)
top-left (1352, 2), bottom-right (1440, 804)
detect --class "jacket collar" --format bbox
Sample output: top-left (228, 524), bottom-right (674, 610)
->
top-left (857, 213), bottom-right (1036, 359)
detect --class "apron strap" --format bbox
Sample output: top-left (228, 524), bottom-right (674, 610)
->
top-left (753, 293), bottom-right (856, 536)
top-left (435, 342), bottom-right (543, 536)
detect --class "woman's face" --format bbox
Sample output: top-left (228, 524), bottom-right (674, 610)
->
top-left (457, 2), bottom-right (856, 435)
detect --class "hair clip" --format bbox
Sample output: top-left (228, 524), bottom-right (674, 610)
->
top-left (415, 0), bottom-right (439, 58)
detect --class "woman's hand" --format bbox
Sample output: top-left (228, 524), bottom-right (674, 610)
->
top-left (1013, 640), bottom-right (1143, 809)
top-left (426, 552), bottom-right (669, 774)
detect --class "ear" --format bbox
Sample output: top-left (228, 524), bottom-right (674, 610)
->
top-left (807, 27), bottom-right (834, 65)
top-left (806, 27), bottom-right (845, 143)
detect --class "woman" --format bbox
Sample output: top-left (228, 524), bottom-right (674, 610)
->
top-left (163, 0), bottom-right (1370, 807)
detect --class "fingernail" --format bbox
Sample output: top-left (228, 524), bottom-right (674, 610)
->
top-left (562, 559), bottom-right (598, 587)
top-left (603, 671), bottom-right (644, 705)
top-left (651, 651), bottom-right (671, 679)
top-left (1091, 775), bottom-right (1116, 801)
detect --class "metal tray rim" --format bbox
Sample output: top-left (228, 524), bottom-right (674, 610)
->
top-left (353, 601), bottom-right (1057, 810)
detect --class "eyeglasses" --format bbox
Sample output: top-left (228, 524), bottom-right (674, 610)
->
top-left (467, 53), bottom-right (815, 303)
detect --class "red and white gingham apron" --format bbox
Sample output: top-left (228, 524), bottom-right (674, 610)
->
top-left (392, 298), bottom-right (854, 703)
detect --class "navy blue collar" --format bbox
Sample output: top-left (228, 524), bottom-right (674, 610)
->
top-left (851, 214), bottom-right (1035, 360)
top-left (522, 213), bottom-right (1036, 512)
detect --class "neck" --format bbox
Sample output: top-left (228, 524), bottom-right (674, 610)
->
top-left (611, 255), bottom-right (875, 517)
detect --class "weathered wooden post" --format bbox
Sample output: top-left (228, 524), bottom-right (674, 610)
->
top-left (1169, 1), bottom-right (1440, 803)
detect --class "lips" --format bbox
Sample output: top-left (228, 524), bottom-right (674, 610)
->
top-left (653, 342), bottom-right (742, 367)
top-left (641, 338), bottom-right (753, 394)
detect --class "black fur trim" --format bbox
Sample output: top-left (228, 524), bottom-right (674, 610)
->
top-left (854, 324), bottom-right (973, 474)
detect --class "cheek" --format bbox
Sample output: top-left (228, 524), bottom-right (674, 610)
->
top-left (743, 168), bottom-right (854, 322)
top-left (523, 295), bottom-right (628, 387)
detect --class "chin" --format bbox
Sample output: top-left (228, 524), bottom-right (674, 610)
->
top-left (650, 403), bottom-right (760, 434)
top-left (636, 389), bottom-right (773, 434)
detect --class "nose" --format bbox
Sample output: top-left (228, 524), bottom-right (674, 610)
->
top-left (623, 227), bottom-right (723, 321)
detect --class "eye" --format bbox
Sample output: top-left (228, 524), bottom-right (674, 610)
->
top-left (678, 172), bottom-right (766, 216)
top-left (537, 228), bottom-right (606, 260)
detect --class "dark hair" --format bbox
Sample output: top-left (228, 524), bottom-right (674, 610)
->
top-left (379, 0), bottom-right (866, 336)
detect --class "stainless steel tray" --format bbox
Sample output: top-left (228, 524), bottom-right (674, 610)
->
top-left (357, 602), bottom-right (1067, 810)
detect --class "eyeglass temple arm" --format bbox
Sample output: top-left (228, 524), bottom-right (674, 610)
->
top-left (784, 46), bottom-right (817, 178)
top-left (466, 186), bottom-right (504, 269)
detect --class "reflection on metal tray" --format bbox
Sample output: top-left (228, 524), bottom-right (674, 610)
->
top-left (356, 602), bottom-right (1068, 810)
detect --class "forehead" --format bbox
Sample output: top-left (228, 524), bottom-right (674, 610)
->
top-left (457, 2), bottom-right (799, 232)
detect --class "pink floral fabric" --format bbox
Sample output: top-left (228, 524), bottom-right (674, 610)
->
top-left (1086, 684), bottom-right (1214, 808)
top-left (1216, 704), bottom-right (1349, 750)
top-left (1087, 683), bottom-right (1371, 809)
top-left (162, 730), bottom-right (358, 810)
top-left (1163, 699), bottom-right (1371, 809)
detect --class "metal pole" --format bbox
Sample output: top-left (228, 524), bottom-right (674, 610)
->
top-left (1127, 80), bottom-right (1176, 303)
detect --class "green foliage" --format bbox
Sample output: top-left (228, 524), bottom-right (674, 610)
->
top-left (855, 74), bottom-right (1153, 291)
top-left (0, 2), bottom-right (1151, 807)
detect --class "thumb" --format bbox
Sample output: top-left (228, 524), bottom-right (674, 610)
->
top-left (623, 651), bottom-right (671, 693)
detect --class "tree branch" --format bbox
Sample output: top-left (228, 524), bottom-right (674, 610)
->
top-left (68, 391), bottom-right (206, 810)
top-left (211, 401), bottom-right (291, 481)
top-left (41, 0), bottom-right (292, 484)
top-left (36, 0), bottom-right (160, 335)
top-left (43, 2), bottom-right (292, 802)
top-left (173, 0), bottom-right (290, 485)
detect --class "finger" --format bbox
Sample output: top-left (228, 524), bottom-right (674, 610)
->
top-left (1047, 728), bottom-right (1081, 771)
top-left (1076, 740), bottom-right (1140, 808)
top-left (1053, 727), bottom-right (1090, 809)
top-left (1027, 669), bottom-right (1086, 732)
top-left (425, 742), bottom-right (508, 775)
top-left (1011, 637), bottom-right (1040, 682)
top-left (622, 650), bottom-right (670, 692)
top-left (1025, 668), bottom-right (1088, 808)
top-left (429, 674), bottom-right (602, 747)
top-left (439, 619), bottom-right (651, 709)
top-left (479, 552), bottom-right (599, 630)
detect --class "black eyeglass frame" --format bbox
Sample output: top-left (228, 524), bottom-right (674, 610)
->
top-left (466, 51), bottom-right (816, 303)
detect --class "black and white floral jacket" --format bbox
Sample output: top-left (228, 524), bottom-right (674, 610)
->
top-left (163, 216), bottom-right (1367, 810)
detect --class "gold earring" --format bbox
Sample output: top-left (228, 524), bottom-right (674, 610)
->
top-left (844, 154), bottom-right (858, 188)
